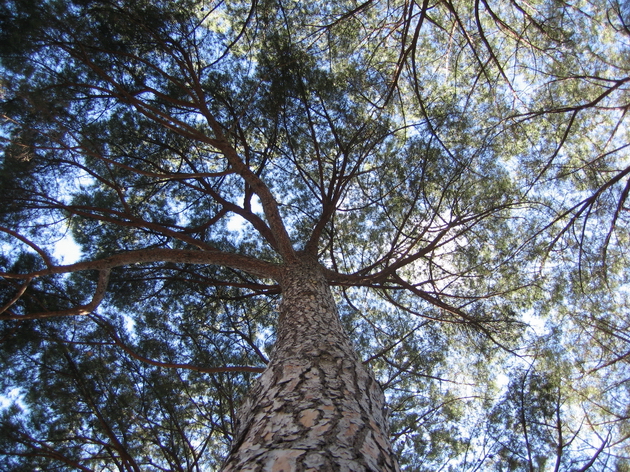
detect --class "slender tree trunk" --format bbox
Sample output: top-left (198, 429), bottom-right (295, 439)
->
top-left (222, 257), bottom-right (400, 471)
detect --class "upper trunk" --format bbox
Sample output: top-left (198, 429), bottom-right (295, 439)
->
top-left (221, 256), bottom-right (400, 471)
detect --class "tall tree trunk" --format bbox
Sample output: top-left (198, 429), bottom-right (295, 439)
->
top-left (222, 257), bottom-right (400, 471)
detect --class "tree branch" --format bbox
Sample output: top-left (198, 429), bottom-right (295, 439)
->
top-left (98, 319), bottom-right (265, 374)
top-left (0, 270), bottom-right (110, 320)
top-left (1, 248), bottom-right (281, 281)
top-left (0, 226), bottom-right (53, 268)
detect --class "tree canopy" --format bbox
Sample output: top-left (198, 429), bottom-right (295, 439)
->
top-left (0, 0), bottom-right (629, 469)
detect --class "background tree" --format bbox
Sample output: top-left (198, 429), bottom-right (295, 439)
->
top-left (0, 0), bottom-right (629, 470)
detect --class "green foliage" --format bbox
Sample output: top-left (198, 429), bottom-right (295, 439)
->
top-left (0, 0), bottom-right (629, 469)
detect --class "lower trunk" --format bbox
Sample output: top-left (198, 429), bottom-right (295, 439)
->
top-left (222, 258), bottom-right (400, 471)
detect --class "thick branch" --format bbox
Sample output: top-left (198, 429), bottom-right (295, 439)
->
top-left (198, 115), bottom-right (297, 262)
top-left (0, 270), bottom-right (110, 320)
top-left (0, 225), bottom-right (53, 268)
top-left (1, 248), bottom-right (281, 281)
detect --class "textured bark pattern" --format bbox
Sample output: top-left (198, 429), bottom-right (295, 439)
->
top-left (222, 257), bottom-right (400, 471)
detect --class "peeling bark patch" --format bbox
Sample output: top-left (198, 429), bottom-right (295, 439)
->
top-left (267, 450), bottom-right (306, 472)
top-left (299, 409), bottom-right (320, 428)
top-left (337, 411), bottom-right (362, 440)
top-left (221, 260), bottom-right (400, 471)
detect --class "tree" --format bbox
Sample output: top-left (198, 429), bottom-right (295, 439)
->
top-left (0, 0), bottom-right (629, 470)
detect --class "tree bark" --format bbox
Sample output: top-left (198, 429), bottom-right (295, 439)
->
top-left (221, 257), bottom-right (400, 471)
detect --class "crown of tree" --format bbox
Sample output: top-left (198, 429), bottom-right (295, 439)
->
top-left (1, 0), bottom-right (629, 470)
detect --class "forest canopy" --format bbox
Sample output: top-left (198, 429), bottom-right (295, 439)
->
top-left (0, 0), bottom-right (629, 470)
